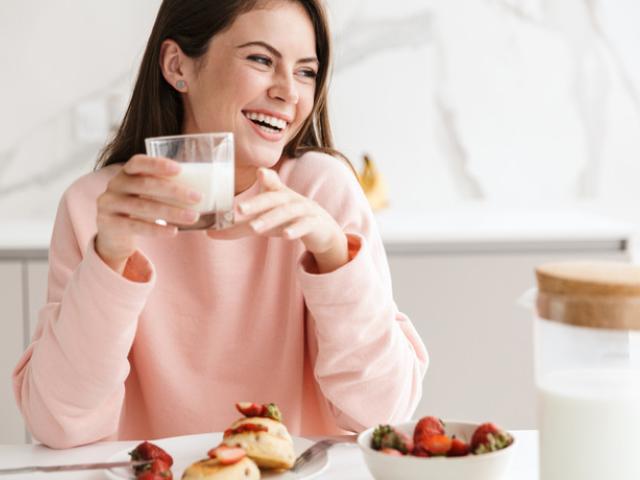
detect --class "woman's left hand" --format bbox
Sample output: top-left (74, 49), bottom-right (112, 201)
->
top-left (207, 167), bottom-right (349, 273)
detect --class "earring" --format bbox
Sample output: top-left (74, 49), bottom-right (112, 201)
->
top-left (176, 79), bottom-right (186, 91)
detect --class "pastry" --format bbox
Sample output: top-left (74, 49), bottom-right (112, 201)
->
top-left (221, 403), bottom-right (295, 470)
top-left (182, 446), bottom-right (260, 480)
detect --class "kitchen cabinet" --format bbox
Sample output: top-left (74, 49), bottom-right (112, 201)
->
top-left (388, 249), bottom-right (627, 430)
top-left (0, 261), bottom-right (28, 443)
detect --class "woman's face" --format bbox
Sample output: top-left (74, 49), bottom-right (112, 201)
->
top-left (179, 1), bottom-right (318, 191)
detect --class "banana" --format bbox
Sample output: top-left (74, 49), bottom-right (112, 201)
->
top-left (358, 154), bottom-right (389, 211)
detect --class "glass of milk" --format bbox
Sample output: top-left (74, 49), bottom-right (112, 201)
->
top-left (145, 133), bottom-right (234, 230)
top-left (532, 261), bottom-right (640, 480)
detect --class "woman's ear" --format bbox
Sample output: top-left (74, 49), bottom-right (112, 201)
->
top-left (160, 39), bottom-right (190, 92)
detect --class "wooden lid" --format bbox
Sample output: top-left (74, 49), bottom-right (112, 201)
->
top-left (535, 261), bottom-right (640, 330)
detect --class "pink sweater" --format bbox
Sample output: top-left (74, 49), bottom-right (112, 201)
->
top-left (13, 152), bottom-right (428, 449)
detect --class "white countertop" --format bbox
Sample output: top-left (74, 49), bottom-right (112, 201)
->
top-left (375, 206), bottom-right (636, 254)
top-left (0, 207), bottom-right (636, 257)
top-left (0, 431), bottom-right (538, 479)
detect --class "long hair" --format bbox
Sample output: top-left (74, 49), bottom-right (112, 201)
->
top-left (95, 0), bottom-right (347, 170)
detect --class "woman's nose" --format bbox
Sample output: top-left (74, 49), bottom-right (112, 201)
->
top-left (269, 72), bottom-right (299, 104)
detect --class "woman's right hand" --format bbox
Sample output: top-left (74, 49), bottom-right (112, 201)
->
top-left (95, 154), bottom-right (202, 274)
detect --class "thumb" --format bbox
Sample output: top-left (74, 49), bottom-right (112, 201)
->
top-left (257, 167), bottom-right (283, 192)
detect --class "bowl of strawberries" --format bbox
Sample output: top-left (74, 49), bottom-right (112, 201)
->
top-left (357, 416), bottom-right (515, 480)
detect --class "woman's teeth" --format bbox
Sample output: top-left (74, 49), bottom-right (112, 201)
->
top-left (244, 111), bottom-right (287, 133)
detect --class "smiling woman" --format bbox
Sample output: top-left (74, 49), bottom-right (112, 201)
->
top-left (97, 0), bottom-right (335, 179)
top-left (12, 0), bottom-right (428, 449)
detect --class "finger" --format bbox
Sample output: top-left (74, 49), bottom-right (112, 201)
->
top-left (206, 221), bottom-right (255, 240)
top-left (257, 167), bottom-right (284, 192)
top-left (100, 212), bottom-right (179, 238)
top-left (249, 202), bottom-right (308, 234)
top-left (100, 192), bottom-right (199, 226)
top-left (123, 154), bottom-right (182, 177)
top-left (283, 217), bottom-right (316, 240)
top-left (111, 174), bottom-right (202, 207)
top-left (238, 191), bottom-right (290, 216)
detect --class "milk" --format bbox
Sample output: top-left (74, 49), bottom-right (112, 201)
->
top-left (174, 162), bottom-right (234, 213)
top-left (538, 368), bottom-right (640, 480)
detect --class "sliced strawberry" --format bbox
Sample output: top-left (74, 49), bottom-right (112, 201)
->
top-left (236, 402), bottom-right (266, 417)
top-left (413, 416), bottom-right (445, 444)
top-left (448, 437), bottom-right (470, 457)
top-left (380, 447), bottom-right (404, 456)
top-left (207, 445), bottom-right (246, 465)
top-left (223, 423), bottom-right (269, 437)
top-left (421, 434), bottom-right (452, 456)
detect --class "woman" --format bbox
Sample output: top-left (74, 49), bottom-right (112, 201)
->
top-left (13, 0), bottom-right (428, 449)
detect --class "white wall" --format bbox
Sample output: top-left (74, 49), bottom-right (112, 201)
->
top-left (0, 0), bottom-right (639, 223)
top-left (0, 0), bottom-right (161, 218)
top-left (329, 0), bottom-right (640, 216)
top-left (0, 0), bottom-right (160, 148)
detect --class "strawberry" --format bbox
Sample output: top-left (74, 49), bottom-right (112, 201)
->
top-left (264, 403), bottom-right (283, 422)
top-left (148, 460), bottom-right (171, 474)
top-left (235, 402), bottom-right (283, 422)
top-left (207, 445), bottom-right (247, 465)
top-left (420, 434), bottom-right (452, 456)
top-left (136, 471), bottom-right (172, 480)
top-left (371, 425), bottom-right (413, 454)
top-left (129, 441), bottom-right (174, 466)
top-left (470, 423), bottom-right (513, 454)
top-left (129, 441), bottom-right (173, 475)
top-left (236, 402), bottom-right (266, 417)
top-left (136, 459), bottom-right (172, 479)
top-left (412, 445), bottom-right (430, 457)
top-left (413, 416), bottom-right (445, 444)
top-left (448, 437), bottom-right (470, 457)
top-left (380, 447), bottom-right (404, 456)
top-left (223, 423), bottom-right (269, 437)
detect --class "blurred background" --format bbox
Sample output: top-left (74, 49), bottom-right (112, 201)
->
top-left (2, 0), bottom-right (640, 218)
top-left (1, 0), bottom-right (640, 442)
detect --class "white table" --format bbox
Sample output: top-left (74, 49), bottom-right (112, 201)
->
top-left (0, 431), bottom-right (538, 479)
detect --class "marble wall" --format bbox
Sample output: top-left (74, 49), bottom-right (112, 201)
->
top-left (1, 0), bottom-right (639, 222)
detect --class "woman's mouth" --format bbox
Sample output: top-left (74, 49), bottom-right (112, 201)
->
top-left (242, 111), bottom-right (290, 141)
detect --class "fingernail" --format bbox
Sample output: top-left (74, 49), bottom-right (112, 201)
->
top-left (284, 227), bottom-right (294, 238)
top-left (183, 210), bottom-right (199, 222)
top-left (189, 190), bottom-right (202, 202)
top-left (168, 162), bottom-right (181, 174)
top-left (250, 219), bottom-right (264, 232)
top-left (238, 202), bottom-right (250, 214)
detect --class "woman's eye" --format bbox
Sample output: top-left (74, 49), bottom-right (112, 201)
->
top-left (248, 55), bottom-right (272, 67)
top-left (299, 69), bottom-right (318, 79)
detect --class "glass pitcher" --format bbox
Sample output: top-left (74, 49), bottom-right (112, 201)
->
top-left (533, 261), bottom-right (640, 480)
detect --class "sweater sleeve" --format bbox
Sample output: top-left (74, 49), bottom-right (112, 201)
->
top-left (291, 154), bottom-right (429, 432)
top-left (12, 189), bottom-right (156, 448)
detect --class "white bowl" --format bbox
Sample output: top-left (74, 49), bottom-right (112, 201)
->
top-left (357, 420), bottom-right (516, 480)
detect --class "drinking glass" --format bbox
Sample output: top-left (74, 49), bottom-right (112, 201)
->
top-left (145, 133), bottom-right (235, 230)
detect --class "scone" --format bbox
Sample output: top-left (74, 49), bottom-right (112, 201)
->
top-left (222, 403), bottom-right (295, 470)
top-left (181, 456), bottom-right (260, 480)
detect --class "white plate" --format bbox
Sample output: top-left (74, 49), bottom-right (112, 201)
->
top-left (104, 432), bottom-right (328, 479)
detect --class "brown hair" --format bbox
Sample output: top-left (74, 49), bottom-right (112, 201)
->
top-left (95, 0), bottom-right (347, 170)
